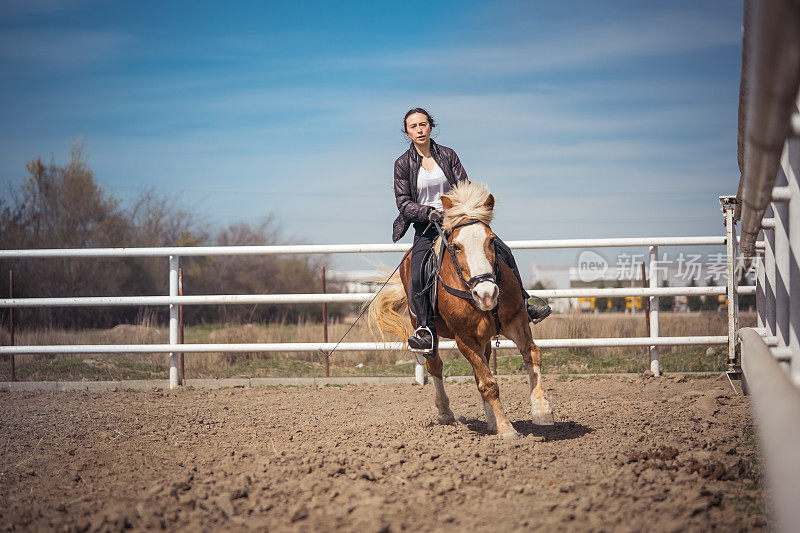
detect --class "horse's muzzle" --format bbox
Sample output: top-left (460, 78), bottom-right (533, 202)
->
top-left (471, 280), bottom-right (499, 311)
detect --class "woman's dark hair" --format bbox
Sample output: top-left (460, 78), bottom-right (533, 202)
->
top-left (403, 107), bottom-right (436, 134)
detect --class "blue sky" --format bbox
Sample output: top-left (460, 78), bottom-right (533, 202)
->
top-left (0, 0), bottom-right (743, 271)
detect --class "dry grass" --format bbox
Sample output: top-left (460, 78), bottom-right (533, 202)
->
top-left (184, 320), bottom-right (399, 373)
top-left (534, 311), bottom-right (753, 353)
top-left (0, 311), bottom-right (756, 380)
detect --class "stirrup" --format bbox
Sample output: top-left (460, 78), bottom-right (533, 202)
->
top-left (408, 326), bottom-right (435, 358)
top-left (527, 304), bottom-right (552, 325)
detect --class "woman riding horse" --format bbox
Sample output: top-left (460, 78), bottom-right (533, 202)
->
top-left (392, 107), bottom-right (551, 355)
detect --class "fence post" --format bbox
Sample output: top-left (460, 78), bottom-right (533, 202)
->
top-left (721, 196), bottom-right (740, 374)
top-left (415, 358), bottom-right (426, 385)
top-left (764, 205), bottom-right (777, 338)
top-left (648, 246), bottom-right (660, 376)
top-left (169, 256), bottom-right (180, 389)
top-left (178, 267), bottom-right (185, 384)
top-left (321, 266), bottom-right (329, 377)
top-left (640, 263), bottom-right (650, 362)
top-left (756, 227), bottom-right (766, 330)
top-left (773, 182), bottom-right (791, 358)
top-left (8, 269), bottom-right (15, 381)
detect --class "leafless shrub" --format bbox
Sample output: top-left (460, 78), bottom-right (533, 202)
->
top-left (0, 143), bottom-right (334, 329)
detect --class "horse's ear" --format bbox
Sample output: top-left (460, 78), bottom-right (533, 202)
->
top-left (483, 194), bottom-right (495, 211)
top-left (441, 196), bottom-right (454, 212)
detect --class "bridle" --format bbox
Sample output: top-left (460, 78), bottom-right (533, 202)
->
top-left (433, 219), bottom-right (503, 338)
top-left (436, 219), bottom-right (499, 300)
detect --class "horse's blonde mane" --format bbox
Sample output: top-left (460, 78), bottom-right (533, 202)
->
top-left (441, 181), bottom-right (494, 232)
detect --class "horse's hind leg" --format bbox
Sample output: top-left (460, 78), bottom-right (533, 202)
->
top-left (426, 353), bottom-right (455, 425)
top-left (457, 336), bottom-right (518, 440)
top-left (506, 316), bottom-right (554, 425)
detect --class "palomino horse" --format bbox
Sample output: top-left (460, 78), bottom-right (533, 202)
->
top-left (368, 182), bottom-right (553, 439)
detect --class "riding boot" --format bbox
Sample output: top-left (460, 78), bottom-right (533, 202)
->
top-left (495, 238), bottom-right (552, 324)
top-left (408, 290), bottom-right (437, 358)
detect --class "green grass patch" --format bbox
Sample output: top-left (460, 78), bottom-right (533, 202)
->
top-left (11, 354), bottom-right (169, 381)
top-left (2, 343), bottom-right (726, 382)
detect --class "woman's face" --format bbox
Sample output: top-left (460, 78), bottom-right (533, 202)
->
top-left (405, 112), bottom-right (431, 146)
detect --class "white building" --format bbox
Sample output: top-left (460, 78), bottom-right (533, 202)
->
top-left (325, 270), bottom-right (384, 293)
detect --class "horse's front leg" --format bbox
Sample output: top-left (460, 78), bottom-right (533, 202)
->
top-left (481, 343), bottom-right (497, 432)
top-left (505, 316), bottom-right (554, 425)
top-left (456, 336), bottom-right (518, 439)
top-left (426, 349), bottom-right (455, 425)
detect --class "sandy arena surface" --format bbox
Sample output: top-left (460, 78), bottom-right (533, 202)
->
top-left (0, 375), bottom-right (765, 532)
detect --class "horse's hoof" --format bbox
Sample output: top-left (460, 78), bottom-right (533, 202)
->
top-left (498, 428), bottom-right (520, 440)
top-left (531, 410), bottom-right (554, 426)
top-left (438, 412), bottom-right (456, 425)
top-left (531, 399), bottom-right (554, 426)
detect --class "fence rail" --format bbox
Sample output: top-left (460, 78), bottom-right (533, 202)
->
top-left (0, 236), bottom-right (726, 259)
top-left (0, 285), bottom-right (755, 308)
top-left (0, 336), bottom-right (731, 356)
top-left (2, 233), bottom-right (748, 388)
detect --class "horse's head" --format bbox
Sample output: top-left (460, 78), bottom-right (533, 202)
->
top-left (441, 192), bottom-right (499, 311)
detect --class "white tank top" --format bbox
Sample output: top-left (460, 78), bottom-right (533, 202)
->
top-left (417, 162), bottom-right (450, 211)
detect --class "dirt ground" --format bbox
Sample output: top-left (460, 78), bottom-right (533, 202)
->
top-left (0, 375), bottom-right (765, 532)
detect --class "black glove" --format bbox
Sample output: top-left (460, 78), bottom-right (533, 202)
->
top-left (428, 209), bottom-right (444, 224)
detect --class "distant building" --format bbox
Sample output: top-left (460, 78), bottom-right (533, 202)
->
top-left (529, 260), bottom-right (754, 314)
top-left (529, 263), bottom-right (645, 313)
top-left (325, 270), bottom-right (384, 293)
top-left (326, 259), bottom-right (753, 314)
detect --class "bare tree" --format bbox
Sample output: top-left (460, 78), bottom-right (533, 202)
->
top-left (0, 143), bottom-right (333, 328)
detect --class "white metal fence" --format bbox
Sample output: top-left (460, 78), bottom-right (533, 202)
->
top-left (734, 1), bottom-right (800, 530)
top-left (1, 234), bottom-right (756, 388)
top-left (735, 0), bottom-right (800, 384)
top-left (745, 119), bottom-right (800, 384)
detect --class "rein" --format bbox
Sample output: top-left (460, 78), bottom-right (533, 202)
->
top-left (433, 219), bottom-right (503, 338)
top-left (318, 237), bottom-right (417, 364)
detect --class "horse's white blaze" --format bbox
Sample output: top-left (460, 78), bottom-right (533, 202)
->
top-left (454, 224), bottom-right (498, 311)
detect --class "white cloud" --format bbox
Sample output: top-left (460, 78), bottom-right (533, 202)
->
top-left (313, 7), bottom-right (740, 77)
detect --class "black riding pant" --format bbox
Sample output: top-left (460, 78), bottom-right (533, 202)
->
top-left (410, 222), bottom-right (438, 331)
top-left (409, 222), bottom-right (530, 332)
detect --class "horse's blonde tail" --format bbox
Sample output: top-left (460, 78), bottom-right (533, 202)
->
top-left (365, 271), bottom-right (412, 344)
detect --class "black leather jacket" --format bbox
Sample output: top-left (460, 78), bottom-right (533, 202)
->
top-left (392, 139), bottom-right (469, 242)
